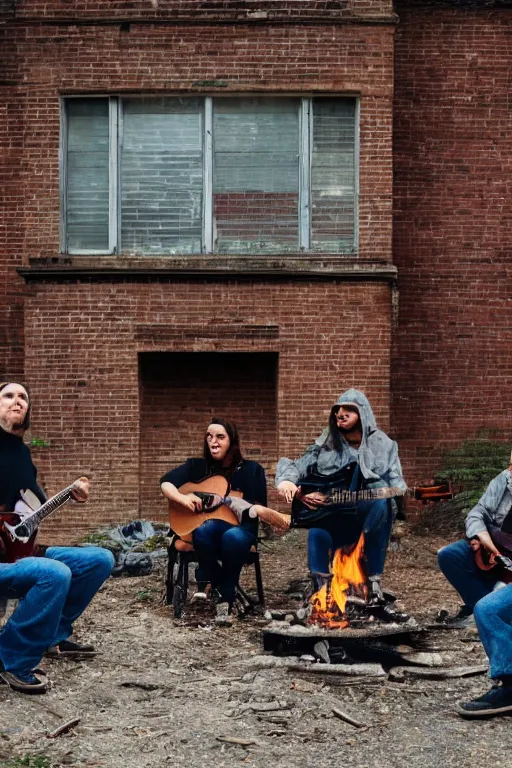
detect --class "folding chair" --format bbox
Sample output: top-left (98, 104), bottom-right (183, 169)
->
top-left (164, 535), bottom-right (265, 618)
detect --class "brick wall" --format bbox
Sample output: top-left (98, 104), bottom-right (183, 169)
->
top-left (24, 278), bottom-right (393, 542)
top-left (393, 2), bottom-right (512, 482)
top-left (139, 350), bottom-right (279, 516)
top-left (1, 3), bottom-right (397, 541)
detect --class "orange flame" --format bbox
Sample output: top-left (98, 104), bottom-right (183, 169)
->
top-left (309, 532), bottom-right (367, 629)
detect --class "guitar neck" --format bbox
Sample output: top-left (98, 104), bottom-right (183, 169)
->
top-left (331, 486), bottom-right (406, 504)
top-left (16, 484), bottom-right (76, 538)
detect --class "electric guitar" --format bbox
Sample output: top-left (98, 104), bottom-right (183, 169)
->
top-left (0, 478), bottom-right (87, 563)
top-left (168, 475), bottom-right (243, 543)
top-left (288, 466), bottom-right (455, 528)
top-left (472, 525), bottom-right (512, 584)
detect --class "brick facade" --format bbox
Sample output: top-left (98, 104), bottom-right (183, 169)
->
top-left (24, 278), bottom-right (392, 541)
top-left (392, 0), bottom-right (512, 480)
top-left (2, 1), bottom-right (511, 540)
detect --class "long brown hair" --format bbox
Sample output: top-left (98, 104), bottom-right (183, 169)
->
top-left (0, 382), bottom-right (31, 430)
top-left (203, 418), bottom-right (243, 474)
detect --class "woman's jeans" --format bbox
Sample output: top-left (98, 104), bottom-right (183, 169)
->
top-left (0, 546), bottom-right (114, 676)
top-left (438, 538), bottom-right (512, 679)
top-left (192, 519), bottom-right (256, 605)
top-left (307, 498), bottom-right (393, 579)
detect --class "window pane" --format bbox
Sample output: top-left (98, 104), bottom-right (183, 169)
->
top-left (213, 98), bottom-right (300, 254)
top-left (66, 99), bottom-right (110, 251)
top-left (311, 99), bottom-right (356, 254)
top-left (121, 98), bottom-right (203, 255)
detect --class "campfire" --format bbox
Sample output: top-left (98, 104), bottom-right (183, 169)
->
top-left (309, 533), bottom-right (368, 629)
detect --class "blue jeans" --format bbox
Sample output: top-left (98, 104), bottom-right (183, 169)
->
top-left (474, 586), bottom-right (512, 680)
top-left (192, 519), bottom-right (256, 605)
top-left (438, 539), bottom-right (512, 680)
top-left (0, 546), bottom-right (114, 676)
top-left (437, 539), bottom-right (497, 610)
top-left (307, 499), bottom-right (393, 578)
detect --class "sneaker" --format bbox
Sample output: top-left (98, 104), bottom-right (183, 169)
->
top-left (368, 578), bottom-right (385, 607)
top-left (435, 606), bottom-right (475, 629)
top-left (215, 602), bottom-right (234, 627)
top-left (0, 667), bottom-right (47, 694)
top-left (46, 639), bottom-right (96, 658)
top-left (191, 591), bottom-right (208, 604)
top-left (457, 684), bottom-right (512, 718)
top-left (191, 583), bottom-right (211, 604)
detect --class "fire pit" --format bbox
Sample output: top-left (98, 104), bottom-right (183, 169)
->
top-left (262, 533), bottom-right (426, 667)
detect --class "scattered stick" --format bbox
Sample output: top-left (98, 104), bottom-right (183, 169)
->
top-left (388, 664), bottom-right (488, 682)
top-left (119, 680), bottom-right (164, 691)
top-left (238, 701), bottom-right (291, 714)
top-left (30, 699), bottom-right (65, 720)
top-left (248, 656), bottom-right (385, 677)
top-left (332, 707), bottom-right (367, 729)
top-left (217, 736), bottom-right (256, 746)
top-left (47, 717), bottom-right (81, 739)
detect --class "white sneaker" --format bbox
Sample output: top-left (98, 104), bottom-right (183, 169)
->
top-left (191, 591), bottom-right (208, 604)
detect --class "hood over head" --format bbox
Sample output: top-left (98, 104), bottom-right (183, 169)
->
top-left (329, 388), bottom-right (377, 437)
top-left (314, 389), bottom-right (382, 480)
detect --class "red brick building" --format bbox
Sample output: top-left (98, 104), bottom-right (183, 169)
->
top-left (1, 0), bottom-right (511, 540)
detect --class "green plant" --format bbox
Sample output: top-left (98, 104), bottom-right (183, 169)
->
top-left (416, 437), bottom-right (510, 535)
top-left (2, 755), bottom-right (53, 768)
top-left (434, 437), bottom-right (509, 490)
top-left (136, 586), bottom-right (160, 603)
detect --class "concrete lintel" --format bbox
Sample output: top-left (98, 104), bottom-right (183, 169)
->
top-left (19, 256), bottom-right (397, 283)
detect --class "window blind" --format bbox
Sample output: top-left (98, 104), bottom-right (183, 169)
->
top-left (213, 98), bottom-right (300, 254)
top-left (311, 99), bottom-right (356, 253)
top-left (121, 98), bottom-right (204, 255)
top-left (66, 99), bottom-right (110, 252)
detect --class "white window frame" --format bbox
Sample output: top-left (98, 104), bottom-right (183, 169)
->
top-left (60, 95), bottom-right (359, 256)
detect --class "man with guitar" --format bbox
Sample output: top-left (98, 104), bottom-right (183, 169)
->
top-left (276, 389), bottom-right (406, 604)
top-left (0, 382), bottom-right (115, 694)
top-left (437, 465), bottom-right (512, 717)
top-left (161, 418), bottom-right (289, 626)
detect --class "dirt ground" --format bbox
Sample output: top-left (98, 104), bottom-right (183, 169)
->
top-left (1, 527), bottom-right (511, 768)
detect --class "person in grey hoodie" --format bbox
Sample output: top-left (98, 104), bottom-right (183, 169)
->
top-left (275, 389), bottom-right (406, 603)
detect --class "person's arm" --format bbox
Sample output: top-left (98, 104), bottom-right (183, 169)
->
top-left (275, 446), bottom-right (318, 502)
top-left (224, 495), bottom-right (290, 531)
top-left (160, 481), bottom-right (203, 513)
top-left (160, 460), bottom-right (203, 513)
top-left (384, 441), bottom-right (407, 492)
top-left (465, 472), bottom-right (507, 543)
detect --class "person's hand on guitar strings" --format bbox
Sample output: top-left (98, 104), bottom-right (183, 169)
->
top-left (470, 531), bottom-right (501, 557)
top-left (71, 477), bottom-right (89, 503)
top-left (296, 487), bottom-right (328, 509)
top-left (276, 481), bottom-right (299, 504)
top-left (179, 492), bottom-right (204, 514)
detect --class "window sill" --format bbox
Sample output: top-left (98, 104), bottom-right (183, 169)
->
top-left (19, 255), bottom-right (397, 281)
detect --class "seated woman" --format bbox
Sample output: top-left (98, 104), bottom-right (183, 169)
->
top-left (160, 418), bottom-right (288, 626)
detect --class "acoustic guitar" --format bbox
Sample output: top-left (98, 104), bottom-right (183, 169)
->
top-left (0, 478), bottom-right (87, 563)
top-left (168, 475), bottom-right (243, 543)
